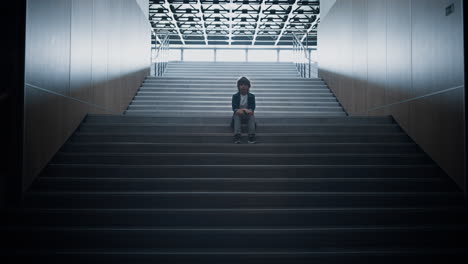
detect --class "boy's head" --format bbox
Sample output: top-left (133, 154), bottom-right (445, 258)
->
top-left (237, 76), bottom-right (251, 94)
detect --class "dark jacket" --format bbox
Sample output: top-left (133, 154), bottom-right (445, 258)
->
top-left (232, 92), bottom-right (256, 113)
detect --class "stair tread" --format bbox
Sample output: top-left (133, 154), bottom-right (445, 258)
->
top-left (6, 63), bottom-right (466, 260)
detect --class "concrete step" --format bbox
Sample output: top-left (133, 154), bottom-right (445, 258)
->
top-left (3, 249), bottom-right (467, 264)
top-left (70, 132), bottom-right (409, 143)
top-left (130, 101), bottom-right (342, 107)
top-left (84, 115), bottom-right (394, 124)
top-left (31, 177), bottom-right (458, 193)
top-left (42, 164), bottom-right (444, 179)
top-left (5, 225), bottom-right (466, 250)
top-left (51, 152), bottom-right (431, 165)
top-left (163, 74), bottom-right (301, 78)
top-left (132, 96), bottom-right (340, 102)
top-left (148, 75), bottom-right (320, 78)
top-left (167, 61), bottom-right (295, 63)
top-left (146, 76), bottom-right (323, 81)
top-left (165, 65), bottom-right (297, 69)
top-left (60, 143), bottom-right (421, 154)
top-left (126, 106), bottom-right (345, 113)
top-left (164, 69), bottom-right (299, 72)
top-left (135, 91), bottom-right (334, 96)
top-left (78, 124), bottom-right (401, 134)
top-left (123, 110), bottom-right (347, 117)
top-left (139, 86), bottom-right (330, 91)
top-left (166, 66), bottom-right (298, 71)
top-left (143, 79), bottom-right (326, 84)
top-left (164, 72), bottom-right (299, 76)
top-left (7, 207), bottom-right (466, 227)
top-left (19, 191), bottom-right (465, 208)
top-left (166, 65), bottom-right (297, 68)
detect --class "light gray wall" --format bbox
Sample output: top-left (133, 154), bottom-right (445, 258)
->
top-left (318, 0), bottom-right (465, 190)
top-left (136, 0), bottom-right (149, 18)
top-left (24, 0), bottom-right (152, 191)
top-left (320, 0), bottom-right (337, 19)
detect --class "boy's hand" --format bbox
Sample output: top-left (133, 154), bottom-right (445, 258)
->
top-left (235, 109), bottom-right (245, 116)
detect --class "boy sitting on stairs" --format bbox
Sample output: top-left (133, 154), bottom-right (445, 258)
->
top-left (232, 76), bottom-right (256, 144)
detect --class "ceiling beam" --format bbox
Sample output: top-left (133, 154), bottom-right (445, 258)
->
top-left (195, 0), bottom-right (208, 45)
top-left (251, 0), bottom-right (267, 46)
top-left (162, 0), bottom-right (185, 45)
top-left (300, 14), bottom-right (320, 43)
top-left (228, 0), bottom-right (234, 45)
top-left (274, 0), bottom-right (299, 46)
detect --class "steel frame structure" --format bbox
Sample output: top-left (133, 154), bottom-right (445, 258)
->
top-left (149, 0), bottom-right (320, 46)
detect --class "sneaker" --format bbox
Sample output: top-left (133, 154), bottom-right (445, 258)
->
top-left (233, 134), bottom-right (241, 144)
top-left (248, 134), bottom-right (256, 144)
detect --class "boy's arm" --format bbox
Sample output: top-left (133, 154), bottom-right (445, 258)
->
top-left (248, 94), bottom-right (256, 112)
top-left (232, 95), bottom-right (239, 113)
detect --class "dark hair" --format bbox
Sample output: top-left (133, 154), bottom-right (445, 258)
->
top-left (237, 76), bottom-right (251, 92)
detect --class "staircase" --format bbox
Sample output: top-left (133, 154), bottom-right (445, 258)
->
top-left (2, 61), bottom-right (467, 263)
top-left (126, 62), bottom-right (346, 117)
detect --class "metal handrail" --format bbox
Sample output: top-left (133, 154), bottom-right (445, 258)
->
top-left (151, 31), bottom-right (170, 76)
top-left (292, 32), bottom-right (312, 78)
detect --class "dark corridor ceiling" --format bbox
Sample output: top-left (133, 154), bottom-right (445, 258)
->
top-left (149, 0), bottom-right (320, 46)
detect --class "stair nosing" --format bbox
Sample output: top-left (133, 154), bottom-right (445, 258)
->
top-left (6, 225), bottom-right (466, 232)
top-left (55, 152), bottom-right (426, 158)
top-left (15, 206), bottom-right (465, 213)
top-left (26, 191), bottom-right (460, 196)
top-left (73, 132), bottom-right (406, 136)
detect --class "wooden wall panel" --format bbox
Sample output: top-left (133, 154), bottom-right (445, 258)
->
top-left (408, 87), bottom-right (465, 187)
top-left (24, 0), bottom-right (152, 191)
top-left (318, 0), bottom-right (465, 190)
top-left (23, 86), bottom-right (86, 186)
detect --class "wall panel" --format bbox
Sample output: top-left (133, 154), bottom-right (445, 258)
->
top-left (24, 0), bottom-right (151, 191)
top-left (25, 0), bottom-right (71, 95)
top-left (350, 0), bottom-right (368, 114)
top-left (411, 0), bottom-right (440, 97)
top-left (338, 0), bottom-right (353, 112)
top-left (386, 0), bottom-right (412, 104)
top-left (91, 0), bottom-right (110, 108)
top-left (366, 0), bottom-right (387, 110)
top-left (70, 0), bottom-right (93, 102)
top-left (408, 87), bottom-right (465, 185)
top-left (318, 0), bottom-right (465, 190)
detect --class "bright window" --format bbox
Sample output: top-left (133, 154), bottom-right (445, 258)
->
top-left (279, 50), bottom-right (295, 62)
top-left (184, 49), bottom-right (214, 61)
top-left (248, 50), bottom-right (277, 62)
top-left (217, 49), bottom-right (245, 62)
top-left (168, 49), bottom-right (181, 62)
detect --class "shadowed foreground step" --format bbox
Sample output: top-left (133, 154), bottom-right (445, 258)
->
top-left (2, 249), bottom-right (467, 264)
top-left (1, 62), bottom-right (466, 263)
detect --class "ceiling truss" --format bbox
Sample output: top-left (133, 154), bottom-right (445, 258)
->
top-left (149, 0), bottom-right (320, 46)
